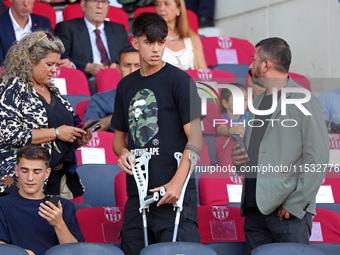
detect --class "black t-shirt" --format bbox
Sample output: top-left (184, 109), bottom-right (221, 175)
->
top-left (112, 63), bottom-right (201, 196)
top-left (244, 91), bottom-right (281, 210)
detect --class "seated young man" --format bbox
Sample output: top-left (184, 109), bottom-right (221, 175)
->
top-left (0, 144), bottom-right (84, 255)
top-left (112, 12), bottom-right (203, 255)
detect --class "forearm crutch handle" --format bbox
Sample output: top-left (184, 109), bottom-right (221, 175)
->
top-left (127, 153), bottom-right (159, 212)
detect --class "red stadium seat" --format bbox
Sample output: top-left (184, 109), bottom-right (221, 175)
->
top-left (75, 100), bottom-right (90, 120)
top-left (289, 72), bottom-right (312, 91)
top-left (32, 2), bottom-right (57, 29)
top-left (200, 37), bottom-right (255, 68)
top-left (133, 6), bottom-right (198, 34)
top-left (310, 208), bottom-right (340, 243)
top-left (75, 131), bottom-right (119, 165)
top-left (201, 100), bottom-right (220, 135)
top-left (133, 6), bottom-right (155, 17)
top-left (52, 66), bottom-right (90, 96)
top-left (197, 205), bottom-right (245, 243)
top-left (199, 170), bottom-right (243, 206)
top-left (114, 172), bottom-right (127, 207)
top-left (4, 1), bottom-right (56, 29)
top-left (246, 72), bottom-right (312, 91)
top-left (317, 171), bottom-right (340, 203)
top-left (186, 9), bottom-right (199, 34)
top-left (62, 4), bottom-right (129, 32)
top-left (3, 0), bottom-right (10, 7)
top-left (76, 207), bottom-right (124, 243)
top-left (106, 6), bottom-right (129, 32)
top-left (198, 137), bottom-right (210, 165)
top-left (214, 135), bottom-right (234, 168)
top-left (96, 68), bottom-right (121, 92)
top-left (183, 69), bottom-right (237, 84)
top-left (62, 3), bottom-right (83, 20)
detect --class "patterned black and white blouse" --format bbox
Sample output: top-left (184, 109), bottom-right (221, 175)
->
top-left (0, 77), bottom-right (74, 194)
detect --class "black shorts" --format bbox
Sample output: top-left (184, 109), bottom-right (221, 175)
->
top-left (121, 188), bottom-right (200, 255)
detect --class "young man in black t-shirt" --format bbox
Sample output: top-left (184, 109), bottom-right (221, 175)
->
top-left (112, 12), bottom-right (202, 255)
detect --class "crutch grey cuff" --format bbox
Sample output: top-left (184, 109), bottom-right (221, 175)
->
top-left (185, 145), bottom-right (201, 155)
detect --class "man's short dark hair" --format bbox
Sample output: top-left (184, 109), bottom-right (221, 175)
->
top-left (255, 37), bottom-right (291, 73)
top-left (131, 12), bottom-right (168, 42)
top-left (16, 144), bottom-right (51, 168)
top-left (119, 46), bottom-right (138, 63)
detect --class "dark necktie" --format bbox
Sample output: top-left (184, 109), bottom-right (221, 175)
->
top-left (94, 29), bottom-right (111, 67)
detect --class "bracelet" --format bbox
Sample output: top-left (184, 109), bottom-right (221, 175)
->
top-left (55, 128), bottom-right (59, 140)
top-left (227, 126), bottom-right (231, 136)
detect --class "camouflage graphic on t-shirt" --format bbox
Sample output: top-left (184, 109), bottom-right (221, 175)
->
top-left (128, 89), bottom-right (159, 147)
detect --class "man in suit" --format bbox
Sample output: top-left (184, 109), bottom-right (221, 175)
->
top-left (0, 0), bottom-right (73, 67)
top-left (231, 37), bottom-right (329, 255)
top-left (54, 0), bottom-right (129, 94)
top-left (83, 46), bottom-right (140, 132)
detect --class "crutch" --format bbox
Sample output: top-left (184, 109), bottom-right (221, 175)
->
top-left (127, 152), bottom-right (159, 247)
top-left (160, 151), bottom-right (199, 242)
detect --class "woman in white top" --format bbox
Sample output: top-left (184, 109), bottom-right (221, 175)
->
top-left (155, 0), bottom-right (207, 70)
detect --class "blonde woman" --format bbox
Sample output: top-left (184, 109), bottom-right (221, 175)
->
top-left (156, 0), bottom-right (207, 70)
top-left (0, 31), bottom-right (92, 198)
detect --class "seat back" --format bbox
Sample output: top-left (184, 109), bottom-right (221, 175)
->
top-left (114, 172), bottom-right (127, 207)
top-left (200, 37), bottom-right (255, 68)
top-left (317, 171), bottom-right (340, 203)
top-left (52, 66), bottom-right (90, 96)
top-left (46, 241), bottom-right (125, 254)
top-left (206, 241), bottom-right (246, 255)
top-left (246, 73), bottom-right (311, 91)
top-left (62, 3), bottom-right (83, 20)
top-left (310, 208), bottom-right (340, 243)
top-left (75, 100), bottom-right (90, 120)
top-left (184, 69), bottom-right (237, 84)
top-left (213, 64), bottom-right (249, 81)
top-left (32, 2), bottom-right (57, 29)
top-left (214, 136), bottom-right (234, 167)
top-left (198, 137), bottom-right (210, 165)
top-left (289, 72), bottom-right (312, 91)
top-left (75, 131), bottom-right (119, 165)
top-left (203, 134), bottom-right (217, 164)
top-left (63, 95), bottom-right (91, 112)
top-left (310, 242), bottom-right (340, 255)
top-left (0, 244), bottom-right (29, 255)
top-left (77, 164), bottom-right (122, 207)
top-left (73, 202), bottom-right (92, 211)
top-left (96, 68), bottom-right (121, 92)
top-left (316, 203), bottom-right (340, 215)
top-left (199, 171), bottom-right (242, 206)
top-left (197, 205), bottom-right (245, 243)
top-left (133, 6), bottom-right (198, 33)
top-left (62, 4), bottom-right (129, 32)
top-left (201, 101), bottom-right (220, 135)
top-left (252, 243), bottom-right (325, 255)
top-left (3, 1), bottom-right (56, 28)
top-left (106, 6), bottom-right (129, 32)
top-left (140, 242), bottom-right (217, 255)
top-left (76, 207), bottom-right (124, 244)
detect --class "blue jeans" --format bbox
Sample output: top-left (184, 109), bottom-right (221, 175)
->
top-left (244, 208), bottom-right (312, 255)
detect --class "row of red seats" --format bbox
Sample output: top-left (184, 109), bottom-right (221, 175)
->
top-left (73, 131), bottom-right (210, 166)
top-left (76, 131), bottom-right (340, 209)
top-left (80, 163), bottom-right (340, 207)
top-left (52, 66), bottom-right (311, 98)
top-left (76, 205), bottom-right (340, 244)
top-left (2, 1), bottom-right (198, 33)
